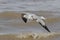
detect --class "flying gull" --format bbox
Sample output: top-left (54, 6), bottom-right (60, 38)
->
top-left (21, 13), bottom-right (51, 32)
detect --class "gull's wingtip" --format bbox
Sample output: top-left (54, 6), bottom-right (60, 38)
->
top-left (39, 22), bottom-right (51, 32)
top-left (22, 17), bottom-right (27, 23)
top-left (42, 25), bottom-right (51, 32)
top-left (21, 13), bottom-right (27, 23)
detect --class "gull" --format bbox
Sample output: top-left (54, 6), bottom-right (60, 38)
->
top-left (21, 13), bottom-right (51, 32)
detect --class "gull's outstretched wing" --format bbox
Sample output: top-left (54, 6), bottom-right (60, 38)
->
top-left (21, 13), bottom-right (27, 23)
top-left (39, 22), bottom-right (51, 32)
top-left (22, 17), bottom-right (27, 23)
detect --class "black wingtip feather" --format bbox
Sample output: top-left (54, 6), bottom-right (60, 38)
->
top-left (39, 22), bottom-right (51, 32)
top-left (21, 13), bottom-right (27, 23)
top-left (22, 17), bottom-right (27, 23)
top-left (42, 26), bottom-right (51, 32)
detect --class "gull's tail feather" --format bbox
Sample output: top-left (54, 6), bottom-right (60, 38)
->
top-left (39, 22), bottom-right (51, 32)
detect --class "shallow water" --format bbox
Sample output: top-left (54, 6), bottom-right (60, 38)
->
top-left (0, 0), bottom-right (60, 40)
top-left (0, 11), bottom-right (60, 40)
top-left (0, 0), bottom-right (60, 11)
top-left (0, 11), bottom-right (60, 33)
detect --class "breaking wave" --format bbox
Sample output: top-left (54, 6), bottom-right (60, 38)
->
top-left (0, 32), bottom-right (60, 40)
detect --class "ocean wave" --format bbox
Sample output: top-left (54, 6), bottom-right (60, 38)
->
top-left (0, 32), bottom-right (60, 40)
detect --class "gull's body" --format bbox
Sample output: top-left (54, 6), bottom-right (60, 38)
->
top-left (21, 13), bottom-right (51, 32)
